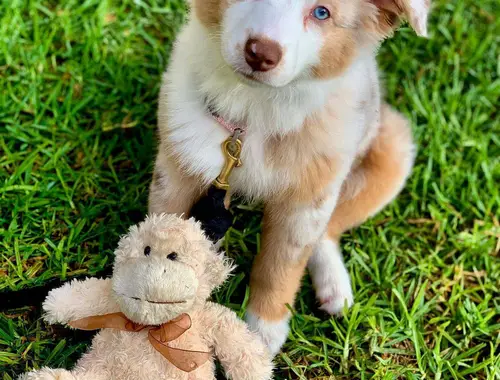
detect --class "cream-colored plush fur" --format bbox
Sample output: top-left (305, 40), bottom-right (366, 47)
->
top-left (19, 214), bottom-right (274, 380)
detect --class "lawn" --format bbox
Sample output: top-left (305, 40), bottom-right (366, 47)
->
top-left (0, 0), bottom-right (499, 379)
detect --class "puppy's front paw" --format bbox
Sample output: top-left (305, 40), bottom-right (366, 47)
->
top-left (309, 239), bottom-right (354, 316)
top-left (245, 310), bottom-right (290, 356)
top-left (317, 286), bottom-right (354, 315)
top-left (312, 263), bottom-right (354, 315)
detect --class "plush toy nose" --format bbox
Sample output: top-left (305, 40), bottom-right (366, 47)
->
top-left (244, 38), bottom-right (282, 72)
top-left (114, 258), bottom-right (198, 301)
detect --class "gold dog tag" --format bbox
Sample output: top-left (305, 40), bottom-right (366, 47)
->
top-left (213, 134), bottom-right (243, 191)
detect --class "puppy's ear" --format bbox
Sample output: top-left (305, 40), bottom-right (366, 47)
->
top-left (366, 0), bottom-right (431, 37)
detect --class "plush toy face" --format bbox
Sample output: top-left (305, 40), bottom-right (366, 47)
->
top-left (111, 214), bottom-right (233, 325)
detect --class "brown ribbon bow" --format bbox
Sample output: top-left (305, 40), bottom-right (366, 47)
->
top-left (69, 313), bottom-right (211, 373)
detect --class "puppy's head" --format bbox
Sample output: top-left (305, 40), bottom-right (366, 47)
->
top-left (193, 0), bottom-right (430, 87)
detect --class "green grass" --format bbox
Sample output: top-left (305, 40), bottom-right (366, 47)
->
top-left (0, 0), bottom-right (499, 378)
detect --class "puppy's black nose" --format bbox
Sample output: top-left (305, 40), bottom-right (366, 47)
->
top-left (244, 38), bottom-right (282, 72)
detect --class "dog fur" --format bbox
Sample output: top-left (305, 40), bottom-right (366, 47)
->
top-left (149, 0), bottom-right (430, 355)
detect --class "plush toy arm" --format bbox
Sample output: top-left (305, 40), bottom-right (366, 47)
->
top-left (43, 278), bottom-right (119, 325)
top-left (205, 303), bottom-right (274, 380)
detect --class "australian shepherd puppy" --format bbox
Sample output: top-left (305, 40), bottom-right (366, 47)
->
top-left (148, 0), bottom-right (430, 355)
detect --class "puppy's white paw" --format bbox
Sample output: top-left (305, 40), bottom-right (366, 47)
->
top-left (317, 286), bottom-right (354, 315)
top-left (309, 239), bottom-right (354, 316)
top-left (245, 309), bottom-right (290, 356)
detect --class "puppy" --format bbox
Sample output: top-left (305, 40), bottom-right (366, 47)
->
top-left (149, 0), bottom-right (430, 355)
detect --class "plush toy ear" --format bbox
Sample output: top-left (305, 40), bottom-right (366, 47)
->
top-left (368, 0), bottom-right (430, 37)
top-left (113, 225), bottom-right (138, 264)
top-left (203, 249), bottom-right (236, 290)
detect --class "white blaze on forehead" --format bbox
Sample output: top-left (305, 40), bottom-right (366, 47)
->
top-left (225, 0), bottom-right (309, 41)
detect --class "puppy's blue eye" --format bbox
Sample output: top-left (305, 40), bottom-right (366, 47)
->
top-left (313, 6), bottom-right (330, 21)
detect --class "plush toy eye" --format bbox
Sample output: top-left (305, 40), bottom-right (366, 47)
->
top-left (167, 252), bottom-right (178, 261)
top-left (144, 246), bottom-right (151, 256)
top-left (313, 6), bottom-right (330, 20)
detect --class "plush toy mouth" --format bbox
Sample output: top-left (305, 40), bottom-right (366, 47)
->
top-left (125, 295), bottom-right (186, 305)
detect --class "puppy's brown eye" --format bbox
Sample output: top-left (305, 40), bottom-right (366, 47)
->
top-left (167, 252), bottom-right (178, 261)
top-left (144, 246), bottom-right (151, 256)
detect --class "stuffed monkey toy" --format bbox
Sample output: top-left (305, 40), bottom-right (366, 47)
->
top-left (19, 214), bottom-right (273, 380)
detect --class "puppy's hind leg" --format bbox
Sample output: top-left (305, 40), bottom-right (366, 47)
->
top-left (309, 104), bottom-right (416, 315)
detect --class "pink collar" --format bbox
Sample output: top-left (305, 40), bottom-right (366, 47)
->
top-left (205, 100), bottom-right (246, 137)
